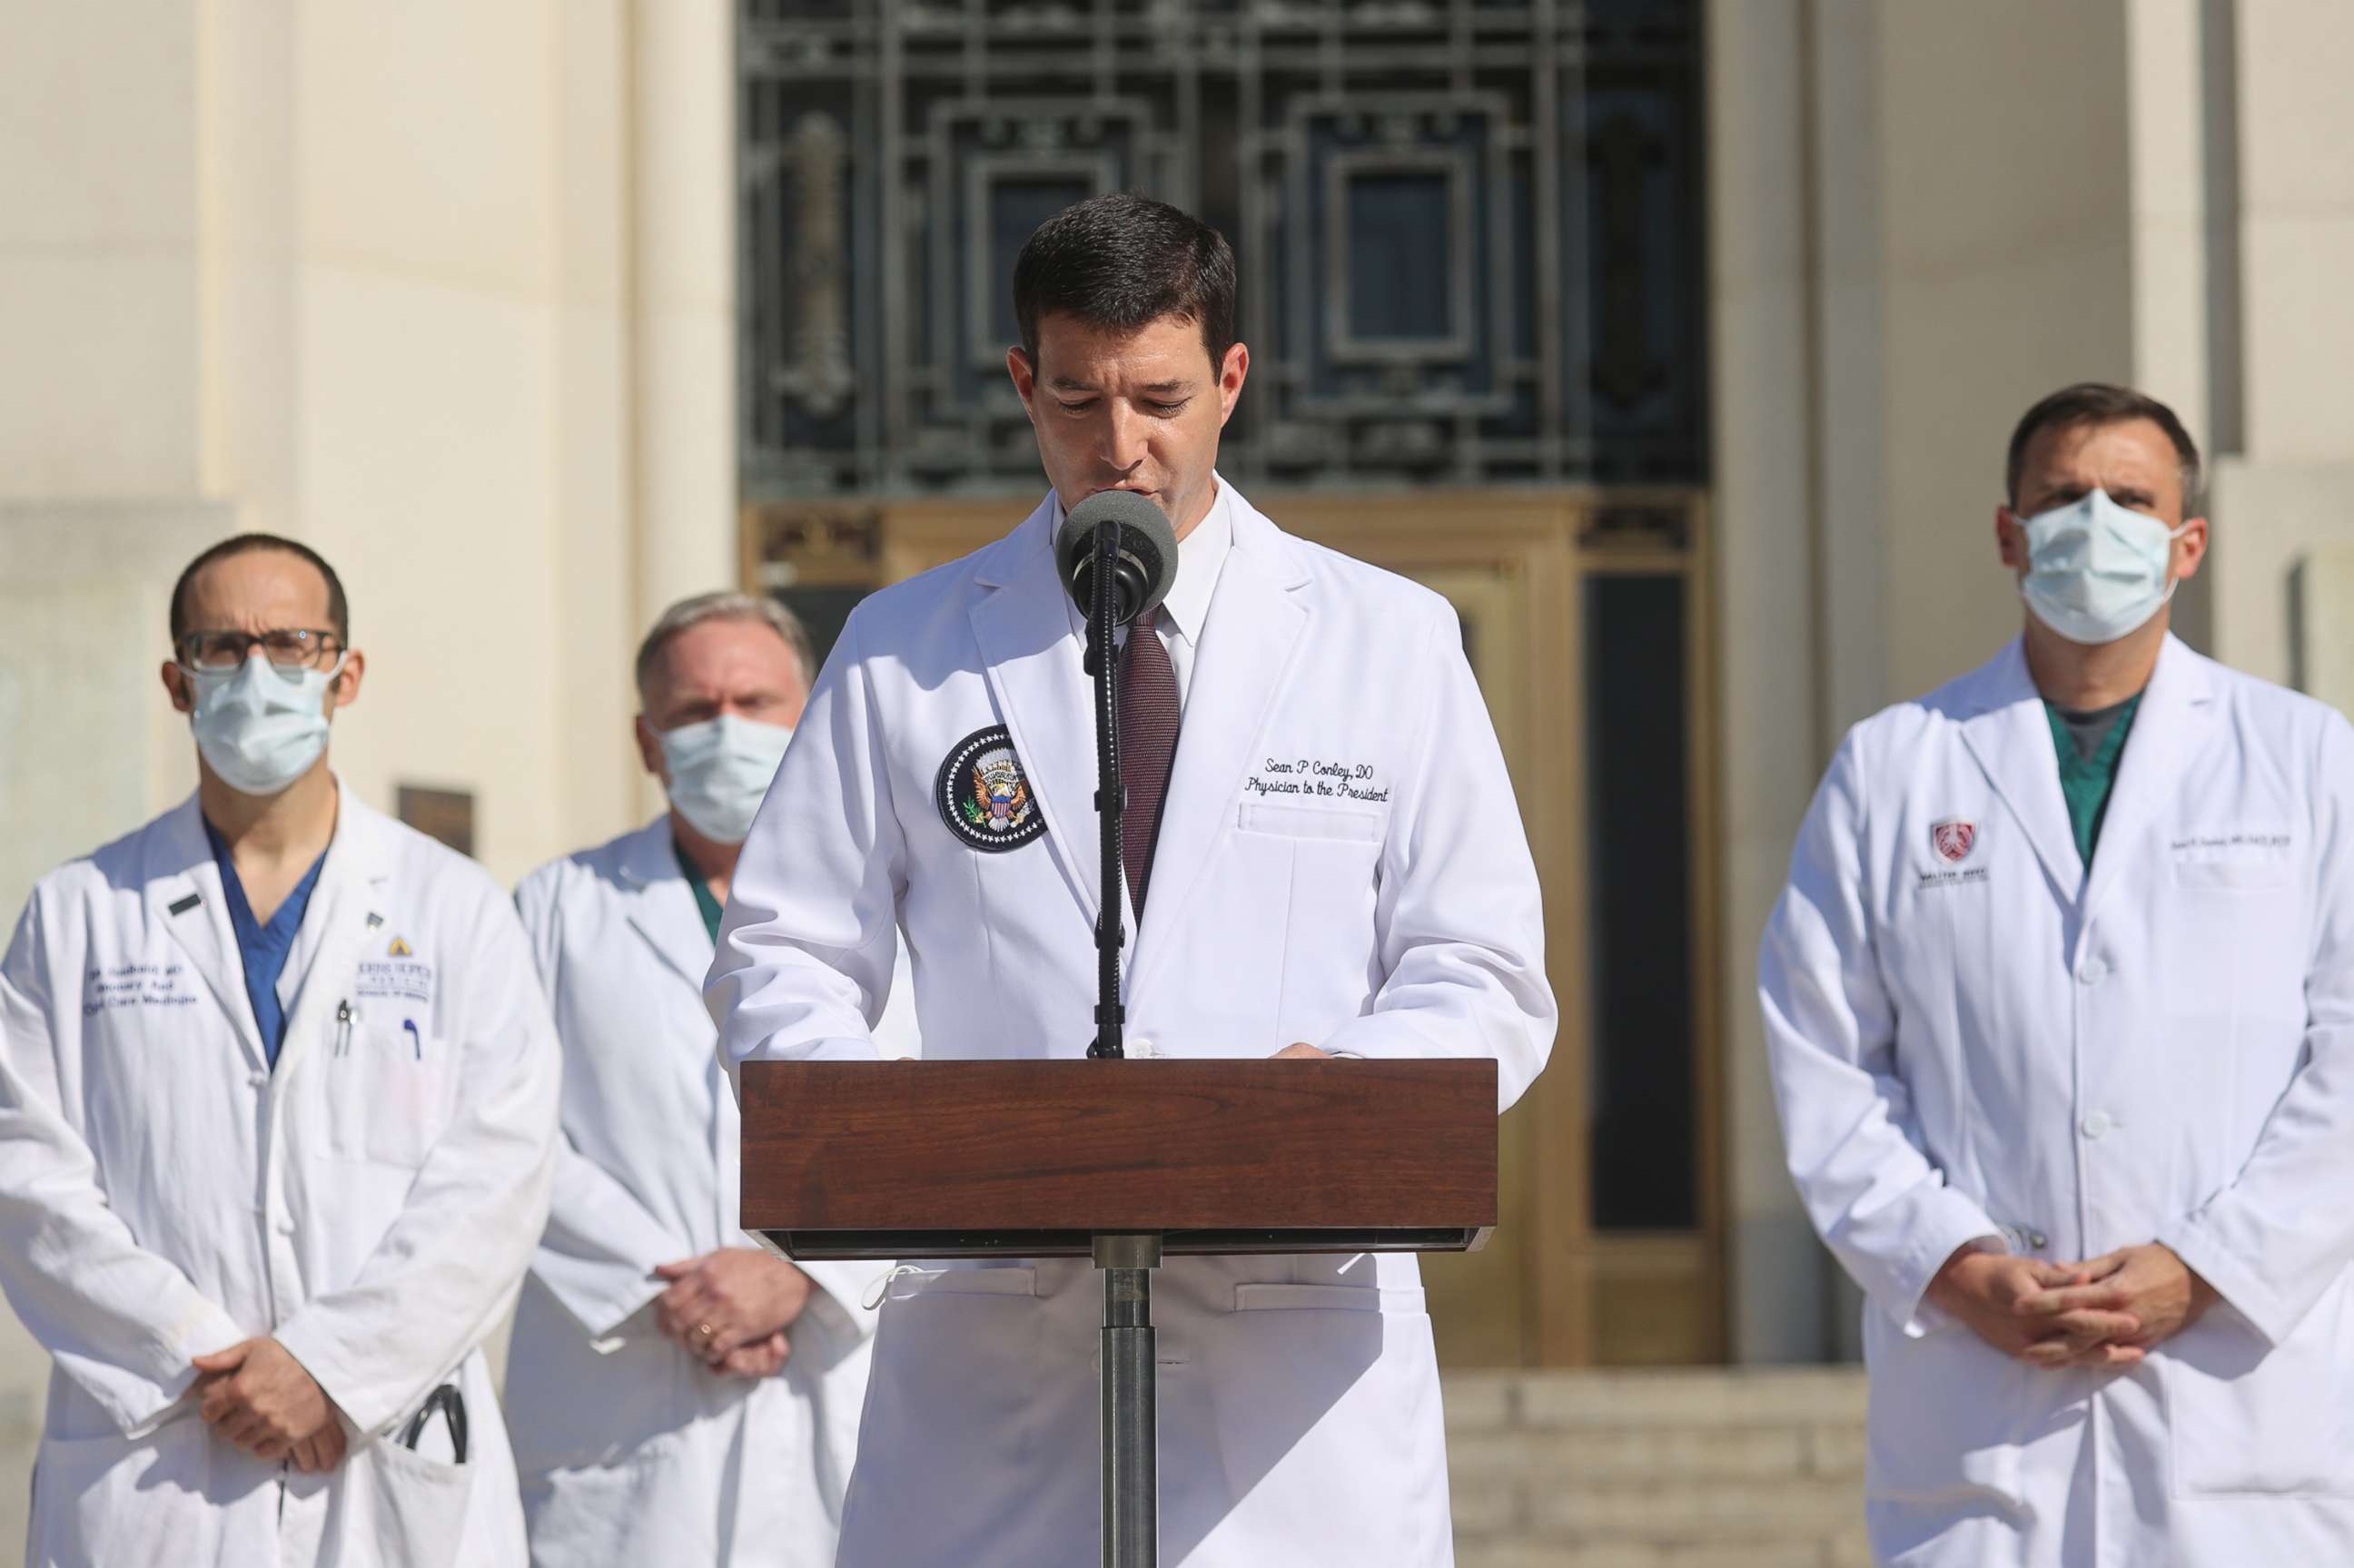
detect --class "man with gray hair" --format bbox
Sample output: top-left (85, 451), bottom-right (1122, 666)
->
top-left (504, 592), bottom-right (915, 1567)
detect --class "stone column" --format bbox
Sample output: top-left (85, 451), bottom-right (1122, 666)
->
top-left (1706, 0), bottom-right (1834, 1365)
top-left (629, 0), bottom-right (739, 625)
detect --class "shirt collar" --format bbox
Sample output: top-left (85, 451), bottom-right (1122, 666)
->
top-left (1155, 481), bottom-right (1231, 645)
top-left (1048, 478), bottom-right (1232, 644)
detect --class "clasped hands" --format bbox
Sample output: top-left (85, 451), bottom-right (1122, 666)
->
top-left (654, 1248), bottom-right (814, 1379)
top-left (193, 1337), bottom-right (346, 1474)
top-left (1928, 1241), bottom-right (2220, 1368)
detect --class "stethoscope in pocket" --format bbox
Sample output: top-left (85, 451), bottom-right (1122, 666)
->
top-left (399, 1383), bottom-right (468, 1464)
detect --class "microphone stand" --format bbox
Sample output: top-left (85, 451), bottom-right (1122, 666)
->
top-left (1079, 515), bottom-right (1158, 1568)
top-left (1084, 514), bottom-right (1127, 1061)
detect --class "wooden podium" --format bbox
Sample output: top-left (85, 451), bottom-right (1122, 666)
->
top-left (741, 1057), bottom-right (1498, 1566)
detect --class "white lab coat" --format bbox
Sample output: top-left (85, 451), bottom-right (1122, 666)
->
top-left (707, 484), bottom-right (1555, 1567)
top-left (0, 784), bottom-right (560, 1568)
top-left (1760, 635), bottom-right (2354, 1566)
top-left (507, 817), bottom-right (911, 1568)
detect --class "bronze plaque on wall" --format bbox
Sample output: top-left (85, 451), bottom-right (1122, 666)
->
top-left (396, 785), bottom-right (475, 857)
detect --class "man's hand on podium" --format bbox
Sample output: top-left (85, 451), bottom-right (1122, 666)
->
top-left (1271, 1042), bottom-right (1333, 1060)
top-left (655, 1250), bottom-right (816, 1373)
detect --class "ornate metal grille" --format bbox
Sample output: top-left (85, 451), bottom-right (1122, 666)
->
top-left (740, 0), bottom-right (1704, 498)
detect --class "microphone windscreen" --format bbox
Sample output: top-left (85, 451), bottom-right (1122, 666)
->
top-left (1056, 490), bottom-right (1179, 626)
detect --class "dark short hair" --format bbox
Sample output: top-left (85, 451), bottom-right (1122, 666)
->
top-left (2004, 382), bottom-right (2203, 512)
top-left (169, 533), bottom-right (350, 649)
top-left (634, 591), bottom-right (816, 705)
top-left (1013, 192), bottom-right (1238, 373)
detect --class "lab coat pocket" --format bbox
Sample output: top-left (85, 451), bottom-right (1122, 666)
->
top-left (1205, 1292), bottom-right (1446, 1562)
top-left (1233, 1282), bottom-right (1426, 1314)
top-left (2171, 857), bottom-right (2293, 889)
top-left (522, 1427), bottom-right (715, 1568)
top-left (883, 1263), bottom-right (1039, 1301)
top-left (1236, 804), bottom-right (1384, 843)
top-left (2162, 1285), bottom-right (2354, 1497)
top-left (1860, 1316), bottom-right (2027, 1513)
top-left (330, 1023), bottom-right (456, 1167)
top-left (858, 1265), bottom-right (1046, 1531)
top-left (321, 1437), bottom-right (473, 1568)
top-left (28, 1420), bottom-right (241, 1568)
top-left (1240, 805), bottom-right (1384, 1031)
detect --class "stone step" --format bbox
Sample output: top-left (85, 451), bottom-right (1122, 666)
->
top-left (1449, 1525), bottom-right (1874, 1563)
top-left (1442, 1369), bottom-right (1871, 1568)
top-left (1453, 1473), bottom-right (1864, 1535)
top-left (1449, 1423), bottom-right (1862, 1486)
top-left (1444, 1367), bottom-right (1868, 1431)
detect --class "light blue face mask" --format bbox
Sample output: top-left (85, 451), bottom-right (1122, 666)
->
top-left (187, 655), bottom-right (341, 797)
top-left (2016, 488), bottom-right (2191, 646)
top-left (659, 714), bottom-right (795, 844)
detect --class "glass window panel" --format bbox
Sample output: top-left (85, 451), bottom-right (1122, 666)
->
top-left (991, 177), bottom-right (1094, 352)
top-left (773, 586), bottom-right (873, 675)
top-left (1583, 573), bottom-right (1696, 1230)
top-left (1344, 172), bottom-right (1455, 342)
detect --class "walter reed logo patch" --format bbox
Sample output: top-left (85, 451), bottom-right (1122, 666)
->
top-left (1918, 817), bottom-right (1989, 890)
top-left (935, 725), bottom-right (1048, 852)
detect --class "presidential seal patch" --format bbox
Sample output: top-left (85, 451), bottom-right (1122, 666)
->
top-left (936, 725), bottom-right (1049, 852)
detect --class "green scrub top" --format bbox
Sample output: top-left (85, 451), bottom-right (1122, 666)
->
top-left (2045, 690), bottom-right (2144, 865)
top-left (674, 836), bottom-right (726, 944)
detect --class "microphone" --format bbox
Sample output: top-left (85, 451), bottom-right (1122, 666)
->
top-left (1056, 490), bottom-right (1178, 627)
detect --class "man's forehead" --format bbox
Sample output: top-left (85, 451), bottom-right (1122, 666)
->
top-left (1034, 312), bottom-right (1210, 381)
top-left (2026, 417), bottom-right (2175, 478)
top-left (661, 618), bottom-right (802, 685)
top-left (184, 551), bottom-right (331, 622)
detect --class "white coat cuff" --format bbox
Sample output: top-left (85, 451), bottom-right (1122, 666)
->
top-left (1310, 1015), bottom-right (1532, 1112)
top-left (737, 1035), bottom-right (884, 1067)
top-left (796, 1258), bottom-right (883, 1345)
top-left (92, 1297), bottom-right (248, 1439)
top-left (576, 1268), bottom-right (669, 1345)
top-left (271, 1318), bottom-right (390, 1435)
top-left (585, 1287), bottom-right (669, 1354)
top-left (2156, 1219), bottom-right (2290, 1347)
top-left (802, 1285), bottom-right (859, 1345)
top-left (1877, 1196), bottom-right (2004, 1339)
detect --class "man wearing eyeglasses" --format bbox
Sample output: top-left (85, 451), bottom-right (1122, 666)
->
top-left (0, 533), bottom-right (559, 1565)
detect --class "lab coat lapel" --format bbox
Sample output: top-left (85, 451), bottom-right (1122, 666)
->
top-left (275, 785), bottom-right (391, 1079)
top-left (2079, 635), bottom-right (2214, 925)
top-left (146, 797), bottom-right (267, 1072)
top-left (1955, 640), bottom-right (2085, 902)
top-left (618, 819), bottom-right (715, 993)
top-left (1128, 493), bottom-right (1310, 985)
top-left (969, 498), bottom-right (1105, 926)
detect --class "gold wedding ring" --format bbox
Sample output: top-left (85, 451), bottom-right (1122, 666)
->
top-left (696, 1321), bottom-right (716, 1341)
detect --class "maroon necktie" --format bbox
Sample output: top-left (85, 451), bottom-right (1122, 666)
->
top-left (1119, 609), bottom-right (1181, 913)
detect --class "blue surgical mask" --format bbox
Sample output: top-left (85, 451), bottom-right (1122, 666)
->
top-left (659, 715), bottom-right (794, 844)
top-left (2016, 488), bottom-right (2191, 646)
top-left (187, 655), bottom-right (342, 797)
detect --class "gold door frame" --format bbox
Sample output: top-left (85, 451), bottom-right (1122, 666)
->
top-left (743, 486), bottom-right (1722, 1366)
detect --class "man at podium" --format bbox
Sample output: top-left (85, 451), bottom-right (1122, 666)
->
top-left (707, 193), bottom-right (1556, 1566)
